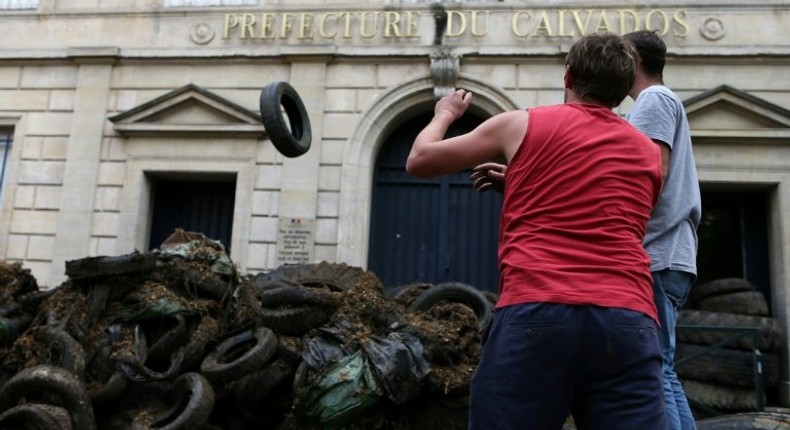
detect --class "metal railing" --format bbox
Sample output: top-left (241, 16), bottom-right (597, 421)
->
top-left (675, 325), bottom-right (765, 416)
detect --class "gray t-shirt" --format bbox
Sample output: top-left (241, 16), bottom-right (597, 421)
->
top-left (627, 85), bottom-right (701, 275)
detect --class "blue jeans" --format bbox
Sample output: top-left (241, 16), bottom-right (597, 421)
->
top-left (653, 269), bottom-right (697, 430)
top-left (469, 302), bottom-right (666, 430)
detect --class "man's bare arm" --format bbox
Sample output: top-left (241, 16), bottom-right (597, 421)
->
top-left (654, 140), bottom-right (670, 181)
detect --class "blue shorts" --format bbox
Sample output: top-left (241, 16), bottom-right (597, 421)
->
top-left (469, 302), bottom-right (667, 430)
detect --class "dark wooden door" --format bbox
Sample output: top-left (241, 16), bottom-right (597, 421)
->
top-left (368, 112), bottom-right (502, 292)
top-left (149, 177), bottom-right (236, 253)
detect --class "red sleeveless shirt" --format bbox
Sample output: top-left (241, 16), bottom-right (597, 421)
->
top-left (497, 103), bottom-right (662, 322)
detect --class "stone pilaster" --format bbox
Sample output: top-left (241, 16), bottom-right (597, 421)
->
top-left (275, 58), bottom-right (327, 264)
top-left (49, 47), bottom-right (117, 286)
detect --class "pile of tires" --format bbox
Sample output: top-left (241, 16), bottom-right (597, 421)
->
top-left (696, 411), bottom-right (790, 429)
top-left (676, 277), bottom-right (783, 414)
top-left (0, 235), bottom-right (493, 430)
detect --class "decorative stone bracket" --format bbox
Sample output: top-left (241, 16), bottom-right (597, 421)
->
top-left (430, 48), bottom-right (461, 100)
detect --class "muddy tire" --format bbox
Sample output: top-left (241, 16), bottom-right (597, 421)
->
top-left (675, 342), bottom-right (779, 388)
top-left (258, 305), bottom-right (334, 336)
top-left (292, 360), bottom-right (312, 394)
top-left (231, 359), bottom-right (294, 420)
top-left (677, 310), bottom-right (781, 352)
top-left (181, 266), bottom-right (230, 300)
top-left (0, 365), bottom-right (96, 430)
top-left (131, 372), bottom-right (215, 430)
top-left (255, 275), bottom-right (341, 335)
top-left (0, 403), bottom-right (73, 430)
top-left (85, 334), bottom-right (126, 403)
top-left (257, 284), bottom-right (339, 309)
top-left (689, 278), bottom-right (756, 307)
top-left (695, 290), bottom-right (770, 316)
top-left (145, 314), bottom-right (189, 364)
top-left (88, 371), bottom-right (127, 405)
top-left (179, 316), bottom-right (221, 373)
top-left (32, 327), bottom-right (86, 379)
top-left (695, 411), bottom-right (790, 429)
top-left (409, 282), bottom-right (492, 330)
top-left (65, 251), bottom-right (157, 280)
top-left (0, 314), bottom-right (32, 344)
top-left (200, 326), bottom-right (277, 384)
top-left (253, 262), bottom-right (384, 293)
top-left (276, 335), bottom-right (303, 365)
top-left (388, 282), bottom-right (433, 306)
top-left (117, 326), bottom-right (185, 382)
top-left (17, 288), bottom-right (59, 315)
top-left (259, 81), bottom-right (311, 158)
top-left (683, 379), bottom-right (763, 412)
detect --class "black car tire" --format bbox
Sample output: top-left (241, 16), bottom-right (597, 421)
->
top-left (200, 326), bottom-right (277, 384)
top-left (259, 81), bottom-right (311, 158)
top-left (677, 310), bottom-right (781, 352)
top-left (409, 282), bottom-right (492, 330)
top-left (0, 403), bottom-right (72, 430)
top-left (676, 341), bottom-right (780, 388)
top-left (131, 372), bottom-right (215, 430)
top-left (696, 411), bottom-right (790, 429)
top-left (0, 365), bottom-right (96, 430)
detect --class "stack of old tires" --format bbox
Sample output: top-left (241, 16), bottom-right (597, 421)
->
top-left (0, 233), bottom-right (496, 430)
top-left (676, 277), bottom-right (782, 416)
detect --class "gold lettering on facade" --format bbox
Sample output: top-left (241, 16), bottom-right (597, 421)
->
top-left (558, 10), bottom-right (574, 37)
top-left (512, 11), bottom-right (531, 38)
top-left (571, 10), bottom-right (594, 35)
top-left (595, 10), bottom-right (613, 33)
top-left (470, 10), bottom-right (489, 37)
top-left (338, 12), bottom-right (353, 38)
top-left (223, 14), bottom-right (238, 39)
top-left (220, 9), bottom-right (692, 42)
top-left (298, 13), bottom-right (314, 39)
top-left (673, 10), bottom-right (689, 37)
top-left (405, 11), bottom-right (420, 37)
top-left (319, 12), bottom-right (337, 38)
top-left (619, 10), bottom-right (640, 34)
top-left (360, 11), bottom-right (380, 38)
top-left (533, 11), bottom-right (555, 37)
top-left (446, 11), bottom-right (467, 37)
top-left (384, 11), bottom-right (401, 37)
top-left (260, 13), bottom-right (275, 38)
top-left (280, 13), bottom-right (295, 39)
top-left (241, 13), bottom-right (255, 39)
top-left (646, 10), bottom-right (669, 35)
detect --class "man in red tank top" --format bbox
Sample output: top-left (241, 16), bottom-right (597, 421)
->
top-left (407, 32), bottom-right (665, 430)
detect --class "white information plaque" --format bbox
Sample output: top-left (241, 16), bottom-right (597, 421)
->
top-left (276, 217), bottom-right (315, 265)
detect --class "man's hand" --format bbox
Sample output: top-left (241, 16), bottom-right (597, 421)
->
top-left (471, 162), bottom-right (507, 194)
top-left (434, 89), bottom-right (473, 123)
top-left (407, 89), bottom-right (473, 178)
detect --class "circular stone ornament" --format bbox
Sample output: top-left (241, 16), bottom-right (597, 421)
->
top-left (700, 17), bottom-right (726, 41)
top-left (190, 22), bottom-right (215, 45)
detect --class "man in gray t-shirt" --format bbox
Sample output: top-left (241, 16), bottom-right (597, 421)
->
top-left (625, 30), bottom-right (701, 430)
top-left (628, 86), bottom-right (701, 274)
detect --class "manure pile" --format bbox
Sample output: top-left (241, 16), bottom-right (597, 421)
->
top-left (0, 232), bottom-right (492, 430)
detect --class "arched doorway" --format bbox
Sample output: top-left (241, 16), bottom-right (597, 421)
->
top-left (367, 111), bottom-right (503, 292)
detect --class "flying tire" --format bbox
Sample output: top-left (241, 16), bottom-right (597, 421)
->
top-left (259, 81), bottom-right (312, 158)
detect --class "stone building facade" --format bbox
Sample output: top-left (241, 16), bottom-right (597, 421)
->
top-left (1, 0), bottom-right (789, 403)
